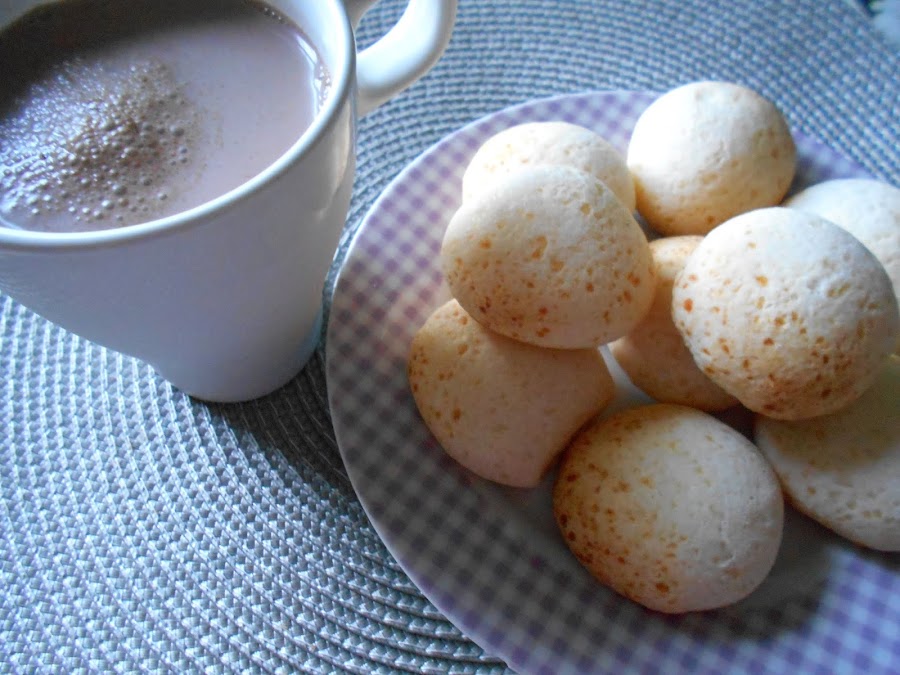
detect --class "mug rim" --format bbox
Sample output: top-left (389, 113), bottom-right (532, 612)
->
top-left (0, 0), bottom-right (355, 251)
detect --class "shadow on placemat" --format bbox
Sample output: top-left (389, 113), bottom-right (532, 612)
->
top-left (211, 348), bottom-right (355, 499)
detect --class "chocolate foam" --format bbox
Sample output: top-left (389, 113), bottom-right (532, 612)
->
top-left (0, 58), bottom-right (201, 231)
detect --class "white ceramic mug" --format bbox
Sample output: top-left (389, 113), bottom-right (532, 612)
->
top-left (0, 0), bottom-right (457, 402)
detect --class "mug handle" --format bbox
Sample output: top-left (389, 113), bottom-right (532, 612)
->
top-left (343, 0), bottom-right (457, 116)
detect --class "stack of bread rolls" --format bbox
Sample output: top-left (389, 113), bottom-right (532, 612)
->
top-left (407, 81), bottom-right (900, 614)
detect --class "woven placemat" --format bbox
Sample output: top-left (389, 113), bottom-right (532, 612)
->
top-left (2, 1), bottom-right (898, 673)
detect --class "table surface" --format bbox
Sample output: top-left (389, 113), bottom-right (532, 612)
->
top-left (2, 1), bottom-right (898, 673)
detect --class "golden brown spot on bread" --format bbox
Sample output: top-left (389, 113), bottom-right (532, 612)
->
top-left (452, 408), bottom-right (461, 421)
top-left (531, 236), bottom-right (548, 259)
top-left (457, 344), bottom-right (468, 355)
top-left (550, 258), bottom-right (565, 272)
top-left (683, 299), bottom-right (693, 312)
top-left (828, 283), bottom-right (850, 298)
top-left (479, 238), bottom-right (492, 249)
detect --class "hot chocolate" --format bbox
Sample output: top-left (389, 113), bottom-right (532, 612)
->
top-left (0, 0), bottom-right (330, 232)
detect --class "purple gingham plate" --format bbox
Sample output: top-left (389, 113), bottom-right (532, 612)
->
top-left (326, 91), bottom-right (898, 674)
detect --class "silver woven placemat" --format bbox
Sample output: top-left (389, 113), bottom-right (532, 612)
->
top-left (2, 1), bottom-right (898, 673)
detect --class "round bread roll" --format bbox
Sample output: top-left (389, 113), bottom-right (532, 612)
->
top-left (754, 356), bottom-right (899, 552)
top-left (627, 81), bottom-right (796, 236)
top-left (441, 165), bottom-right (655, 349)
top-left (672, 207), bottom-right (899, 420)
top-left (609, 236), bottom-right (739, 411)
top-left (554, 404), bottom-right (783, 613)
top-left (407, 299), bottom-right (615, 488)
top-left (785, 178), bottom-right (900, 352)
top-left (462, 121), bottom-right (636, 211)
